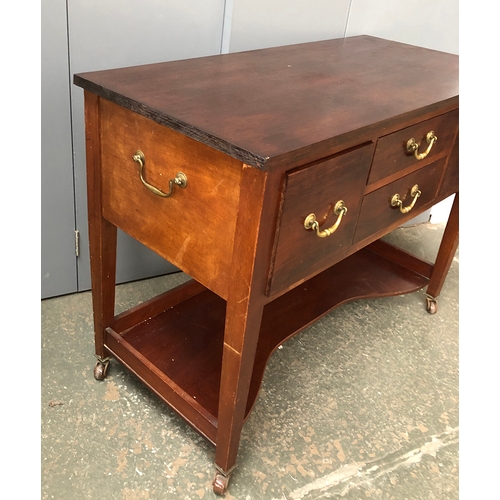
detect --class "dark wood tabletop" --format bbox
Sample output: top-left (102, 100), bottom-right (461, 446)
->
top-left (74, 35), bottom-right (458, 169)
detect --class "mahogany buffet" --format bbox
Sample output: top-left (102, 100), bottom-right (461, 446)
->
top-left (74, 36), bottom-right (459, 494)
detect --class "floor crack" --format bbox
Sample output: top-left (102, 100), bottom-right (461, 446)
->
top-left (281, 427), bottom-right (459, 499)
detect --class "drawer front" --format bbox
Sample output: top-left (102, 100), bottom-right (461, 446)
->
top-left (354, 157), bottom-right (447, 245)
top-left (99, 99), bottom-right (242, 299)
top-left (368, 110), bottom-right (458, 186)
top-left (268, 144), bottom-right (375, 295)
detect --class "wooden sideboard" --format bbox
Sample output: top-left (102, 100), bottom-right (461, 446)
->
top-left (74, 35), bottom-right (459, 494)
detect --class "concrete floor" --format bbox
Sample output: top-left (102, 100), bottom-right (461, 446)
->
top-left (41, 222), bottom-right (458, 500)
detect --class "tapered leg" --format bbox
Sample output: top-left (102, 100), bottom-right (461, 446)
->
top-left (84, 91), bottom-right (117, 376)
top-left (89, 216), bottom-right (117, 377)
top-left (213, 296), bottom-right (265, 492)
top-left (426, 193), bottom-right (459, 313)
top-left (212, 166), bottom-right (275, 494)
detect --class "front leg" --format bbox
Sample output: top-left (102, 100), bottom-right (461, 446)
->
top-left (426, 193), bottom-right (459, 313)
top-left (213, 293), bottom-right (265, 493)
top-left (211, 165), bottom-right (275, 494)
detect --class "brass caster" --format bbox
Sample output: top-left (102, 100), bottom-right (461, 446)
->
top-left (426, 296), bottom-right (438, 315)
top-left (212, 471), bottom-right (230, 495)
top-left (94, 359), bottom-right (110, 380)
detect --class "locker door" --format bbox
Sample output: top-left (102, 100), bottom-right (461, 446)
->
top-left (41, 0), bottom-right (78, 298)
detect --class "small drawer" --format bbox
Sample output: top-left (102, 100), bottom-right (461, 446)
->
top-left (99, 99), bottom-right (242, 299)
top-left (267, 144), bottom-right (375, 295)
top-left (368, 110), bottom-right (458, 186)
top-left (353, 157), bottom-right (447, 245)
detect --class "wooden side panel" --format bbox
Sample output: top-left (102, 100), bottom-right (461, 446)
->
top-left (99, 99), bottom-right (242, 299)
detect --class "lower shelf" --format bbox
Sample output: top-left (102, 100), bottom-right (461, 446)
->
top-left (104, 244), bottom-right (430, 444)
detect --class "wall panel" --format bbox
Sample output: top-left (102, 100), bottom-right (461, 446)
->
top-left (229, 0), bottom-right (351, 52)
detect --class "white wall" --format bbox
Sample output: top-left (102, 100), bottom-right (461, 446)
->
top-left (228, 0), bottom-right (351, 53)
top-left (227, 0), bottom-right (458, 54)
top-left (345, 0), bottom-right (458, 55)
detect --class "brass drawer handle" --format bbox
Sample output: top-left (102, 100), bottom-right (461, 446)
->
top-left (304, 200), bottom-right (347, 238)
top-left (391, 184), bottom-right (421, 214)
top-left (132, 150), bottom-right (188, 198)
top-left (406, 131), bottom-right (437, 160)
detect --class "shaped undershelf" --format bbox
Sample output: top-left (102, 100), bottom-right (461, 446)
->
top-left (104, 243), bottom-right (430, 444)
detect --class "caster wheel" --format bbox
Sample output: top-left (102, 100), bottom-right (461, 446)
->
top-left (94, 360), bottom-right (109, 380)
top-left (426, 297), bottom-right (438, 315)
top-left (212, 472), bottom-right (230, 495)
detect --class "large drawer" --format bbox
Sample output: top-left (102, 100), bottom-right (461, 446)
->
top-left (367, 110), bottom-right (458, 187)
top-left (99, 99), bottom-right (243, 299)
top-left (267, 144), bottom-right (375, 295)
top-left (354, 157), bottom-right (447, 245)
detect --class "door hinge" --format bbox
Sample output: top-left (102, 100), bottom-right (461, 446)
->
top-left (75, 230), bottom-right (80, 257)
